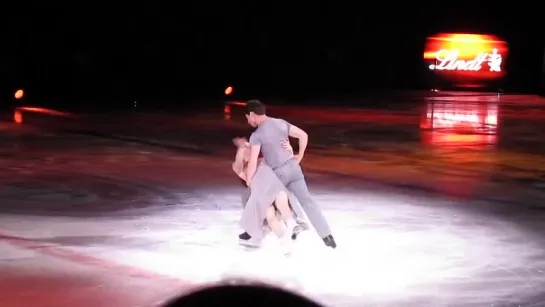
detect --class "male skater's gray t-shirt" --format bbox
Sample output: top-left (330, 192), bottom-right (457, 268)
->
top-left (249, 117), bottom-right (293, 169)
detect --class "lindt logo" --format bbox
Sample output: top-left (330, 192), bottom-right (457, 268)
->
top-left (429, 49), bottom-right (502, 72)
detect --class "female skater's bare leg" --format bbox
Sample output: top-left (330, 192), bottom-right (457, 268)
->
top-left (265, 205), bottom-right (292, 254)
top-left (265, 206), bottom-right (285, 238)
top-left (273, 190), bottom-right (298, 235)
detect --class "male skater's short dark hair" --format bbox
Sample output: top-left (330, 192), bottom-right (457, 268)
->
top-left (246, 99), bottom-right (266, 115)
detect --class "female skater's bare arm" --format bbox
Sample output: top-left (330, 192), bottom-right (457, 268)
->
top-left (233, 158), bottom-right (265, 181)
top-left (232, 137), bottom-right (290, 182)
top-left (232, 147), bottom-right (246, 180)
top-left (234, 169), bottom-right (246, 181)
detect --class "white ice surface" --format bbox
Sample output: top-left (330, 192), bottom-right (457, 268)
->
top-left (2, 193), bottom-right (545, 306)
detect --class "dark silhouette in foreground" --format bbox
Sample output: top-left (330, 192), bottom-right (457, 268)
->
top-left (164, 284), bottom-right (322, 307)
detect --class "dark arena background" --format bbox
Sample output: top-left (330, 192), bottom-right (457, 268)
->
top-left (2, 3), bottom-right (545, 307)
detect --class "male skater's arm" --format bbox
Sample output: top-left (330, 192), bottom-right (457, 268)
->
top-left (245, 134), bottom-right (261, 186)
top-left (288, 124), bottom-right (308, 163)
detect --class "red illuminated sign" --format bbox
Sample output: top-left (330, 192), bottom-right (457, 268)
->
top-left (430, 49), bottom-right (502, 72)
top-left (424, 34), bottom-right (509, 88)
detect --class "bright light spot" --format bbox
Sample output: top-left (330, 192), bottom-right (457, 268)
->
top-left (14, 89), bottom-right (24, 99)
top-left (225, 86), bottom-right (233, 96)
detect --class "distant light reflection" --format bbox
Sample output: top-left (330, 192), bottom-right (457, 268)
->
top-left (420, 101), bottom-right (498, 147)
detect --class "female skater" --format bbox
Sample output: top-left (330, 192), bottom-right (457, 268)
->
top-left (232, 137), bottom-right (300, 254)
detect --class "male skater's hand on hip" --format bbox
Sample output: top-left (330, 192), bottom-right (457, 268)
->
top-left (281, 139), bottom-right (293, 154)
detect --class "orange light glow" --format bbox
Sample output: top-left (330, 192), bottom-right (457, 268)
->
top-left (424, 33), bottom-right (509, 88)
top-left (227, 101), bottom-right (247, 107)
top-left (12, 106), bottom-right (74, 127)
top-left (12, 106), bottom-right (75, 125)
top-left (14, 89), bottom-right (24, 99)
top-left (224, 105), bottom-right (231, 120)
top-left (422, 132), bottom-right (497, 146)
top-left (13, 110), bottom-right (23, 124)
top-left (223, 101), bottom-right (248, 120)
top-left (224, 86), bottom-right (233, 95)
top-left (17, 107), bottom-right (72, 117)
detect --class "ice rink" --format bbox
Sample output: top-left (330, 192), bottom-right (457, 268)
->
top-left (2, 93), bottom-right (545, 306)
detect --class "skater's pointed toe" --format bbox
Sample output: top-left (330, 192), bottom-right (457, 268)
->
top-left (238, 232), bottom-right (261, 248)
top-left (323, 234), bottom-right (337, 249)
top-left (291, 225), bottom-right (304, 240)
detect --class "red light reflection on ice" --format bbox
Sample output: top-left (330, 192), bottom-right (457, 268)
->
top-left (420, 102), bottom-right (498, 147)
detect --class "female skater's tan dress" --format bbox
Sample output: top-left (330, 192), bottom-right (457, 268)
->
top-left (239, 160), bottom-right (289, 240)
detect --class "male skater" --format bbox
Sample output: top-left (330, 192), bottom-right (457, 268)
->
top-left (244, 100), bottom-right (337, 248)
